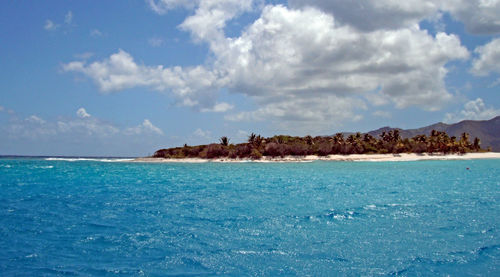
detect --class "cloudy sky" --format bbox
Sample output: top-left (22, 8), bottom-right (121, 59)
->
top-left (1, 0), bottom-right (500, 156)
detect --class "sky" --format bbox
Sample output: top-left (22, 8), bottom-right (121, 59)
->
top-left (1, 0), bottom-right (500, 156)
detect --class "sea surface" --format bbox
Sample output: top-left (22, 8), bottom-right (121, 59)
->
top-left (0, 157), bottom-right (499, 276)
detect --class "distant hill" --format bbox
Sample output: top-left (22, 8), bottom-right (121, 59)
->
top-left (367, 116), bottom-right (500, 151)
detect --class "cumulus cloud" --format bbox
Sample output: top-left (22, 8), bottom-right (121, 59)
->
top-left (200, 102), bottom-right (233, 113)
top-left (148, 37), bottom-right (164, 47)
top-left (66, 2), bottom-right (472, 132)
top-left (64, 11), bottom-right (73, 24)
top-left (193, 128), bottom-right (211, 139)
top-left (442, 0), bottom-right (500, 34)
top-left (289, 0), bottom-right (439, 31)
top-left (444, 98), bottom-right (500, 123)
top-left (471, 38), bottom-right (500, 76)
top-left (147, 0), bottom-right (197, 14)
top-left (76, 108), bottom-right (91, 118)
top-left (62, 49), bottom-right (222, 108)
top-left (124, 119), bottom-right (164, 135)
top-left (372, 111), bottom-right (392, 118)
top-left (178, 0), bottom-right (256, 46)
top-left (221, 6), bottom-right (467, 110)
top-left (26, 115), bottom-right (46, 124)
top-left (90, 29), bottom-right (103, 37)
top-left (7, 115), bottom-right (56, 138)
top-left (56, 117), bottom-right (119, 137)
top-left (290, 0), bottom-right (500, 35)
top-left (44, 11), bottom-right (74, 32)
top-left (226, 95), bottom-right (366, 133)
top-left (74, 52), bottom-right (94, 60)
top-left (4, 109), bottom-right (166, 140)
top-left (44, 20), bottom-right (58, 31)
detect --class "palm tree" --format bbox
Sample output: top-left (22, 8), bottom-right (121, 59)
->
top-left (254, 135), bottom-right (263, 147)
top-left (248, 133), bottom-right (257, 144)
top-left (473, 137), bottom-right (481, 151)
top-left (460, 132), bottom-right (470, 146)
top-left (219, 136), bottom-right (230, 146)
top-left (392, 129), bottom-right (401, 143)
top-left (333, 133), bottom-right (344, 144)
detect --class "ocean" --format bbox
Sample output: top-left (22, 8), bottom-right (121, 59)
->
top-left (0, 157), bottom-right (499, 275)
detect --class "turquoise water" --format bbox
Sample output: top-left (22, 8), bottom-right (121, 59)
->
top-left (0, 158), bottom-right (499, 276)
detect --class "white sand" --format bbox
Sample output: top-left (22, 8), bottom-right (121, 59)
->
top-left (133, 152), bottom-right (500, 163)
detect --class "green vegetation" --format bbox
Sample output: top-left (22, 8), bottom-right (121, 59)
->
top-left (153, 130), bottom-right (486, 159)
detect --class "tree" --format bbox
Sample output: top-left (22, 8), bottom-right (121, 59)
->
top-left (152, 129), bottom-right (484, 159)
top-left (473, 137), bottom-right (481, 151)
top-left (219, 136), bottom-right (230, 146)
top-left (248, 133), bottom-right (256, 144)
top-left (305, 135), bottom-right (314, 146)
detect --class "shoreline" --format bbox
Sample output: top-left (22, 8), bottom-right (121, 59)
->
top-left (132, 152), bottom-right (500, 163)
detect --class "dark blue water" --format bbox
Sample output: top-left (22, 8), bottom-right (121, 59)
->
top-left (0, 158), bottom-right (499, 276)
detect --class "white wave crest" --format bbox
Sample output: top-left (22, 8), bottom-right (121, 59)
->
top-left (45, 158), bottom-right (134, 162)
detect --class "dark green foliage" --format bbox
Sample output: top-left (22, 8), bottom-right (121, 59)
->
top-left (236, 143), bottom-right (252, 157)
top-left (153, 130), bottom-right (484, 160)
top-left (205, 144), bottom-right (228, 159)
top-left (264, 142), bottom-right (285, 157)
top-left (250, 149), bottom-right (263, 159)
top-left (219, 136), bottom-right (230, 146)
top-left (289, 143), bottom-right (308, 156)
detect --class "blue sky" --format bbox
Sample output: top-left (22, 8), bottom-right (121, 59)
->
top-left (1, 0), bottom-right (500, 156)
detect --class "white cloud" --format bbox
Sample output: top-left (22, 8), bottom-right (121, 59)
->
top-left (226, 95), bottom-right (366, 134)
top-left (90, 29), bottom-right (103, 37)
top-left (147, 0), bottom-right (197, 14)
top-left (65, 11), bottom-right (73, 24)
top-left (76, 108), bottom-right (91, 118)
top-left (44, 20), bottom-right (58, 31)
top-left (193, 128), bottom-right (211, 139)
top-left (62, 49), bottom-right (222, 109)
top-left (372, 111), bottom-right (392, 118)
top-left (178, 0), bottom-right (256, 46)
top-left (57, 118), bottom-right (119, 137)
top-left (124, 119), bottom-right (163, 135)
top-left (74, 52), bottom-right (94, 60)
top-left (66, 3), bottom-right (470, 133)
top-left (44, 11), bottom-right (74, 32)
top-left (148, 37), bottom-right (164, 47)
top-left (0, 106), bottom-right (4, 112)
top-left (26, 115), bottom-right (46, 124)
top-left (200, 102), bottom-right (233, 113)
top-left (471, 38), bottom-right (500, 76)
top-left (441, 0), bottom-right (500, 34)
top-left (290, 0), bottom-right (500, 35)
top-left (7, 116), bottom-right (57, 138)
top-left (220, 5), bottom-right (467, 122)
top-left (289, 0), bottom-right (439, 31)
top-left (4, 111), bottom-right (164, 140)
top-left (444, 98), bottom-right (500, 123)
top-left (488, 78), bottom-right (500, 88)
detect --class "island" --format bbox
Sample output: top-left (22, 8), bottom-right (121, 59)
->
top-left (135, 130), bottom-right (500, 162)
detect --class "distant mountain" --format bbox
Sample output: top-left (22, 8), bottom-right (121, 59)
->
top-left (367, 116), bottom-right (500, 151)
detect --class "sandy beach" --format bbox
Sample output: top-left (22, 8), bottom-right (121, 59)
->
top-left (133, 152), bottom-right (500, 163)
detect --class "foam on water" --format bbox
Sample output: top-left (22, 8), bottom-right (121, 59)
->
top-left (0, 157), bottom-right (499, 275)
top-left (45, 157), bottom-right (134, 162)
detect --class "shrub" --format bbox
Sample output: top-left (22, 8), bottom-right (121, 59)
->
top-left (289, 143), bottom-right (308, 156)
top-left (236, 144), bottom-right (252, 158)
top-left (205, 144), bottom-right (228, 159)
top-left (316, 142), bottom-right (332, 156)
top-left (264, 142), bottom-right (286, 157)
top-left (250, 149), bottom-right (263, 159)
top-left (153, 149), bottom-right (169, 158)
